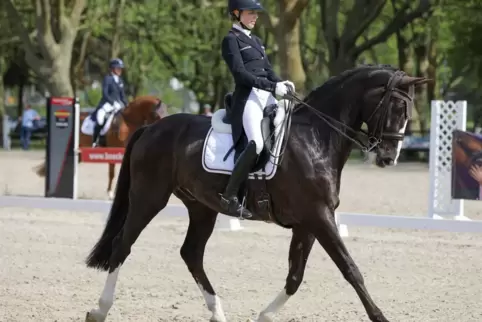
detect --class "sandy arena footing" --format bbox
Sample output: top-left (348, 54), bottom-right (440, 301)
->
top-left (1, 150), bottom-right (482, 321)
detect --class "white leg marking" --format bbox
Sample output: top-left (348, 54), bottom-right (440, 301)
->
top-left (107, 190), bottom-right (114, 200)
top-left (257, 289), bottom-right (291, 322)
top-left (87, 266), bottom-right (121, 322)
top-left (197, 283), bottom-right (226, 322)
top-left (393, 120), bottom-right (408, 165)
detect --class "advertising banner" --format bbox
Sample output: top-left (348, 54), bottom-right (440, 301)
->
top-left (452, 129), bottom-right (482, 200)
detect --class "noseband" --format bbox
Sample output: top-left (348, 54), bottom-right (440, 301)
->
top-left (286, 70), bottom-right (414, 152)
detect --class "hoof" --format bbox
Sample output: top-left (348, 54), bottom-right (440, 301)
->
top-left (374, 317), bottom-right (389, 322)
top-left (85, 311), bottom-right (105, 322)
top-left (209, 317), bottom-right (227, 322)
top-left (209, 314), bottom-right (227, 322)
top-left (255, 314), bottom-right (274, 322)
top-left (371, 312), bottom-right (389, 322)
top-left (107, 190), bottom-right (114, 200)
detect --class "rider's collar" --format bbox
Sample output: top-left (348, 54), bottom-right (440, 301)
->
top-left (232, 23), bottom-right (251, 37)
top-left (111, 72), bottom-right (119, 83)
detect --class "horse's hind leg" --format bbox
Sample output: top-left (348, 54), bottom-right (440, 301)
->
top-left (179, 200), bottom-right (226, 322)
top-left (85, 266), bottom-right (121, 322)
top-left (312, 206), bottom-right (388, 322)
top-left (86, 180), bottom-right (173, 322)
top-left (255, 226), bottom-right (315, 322)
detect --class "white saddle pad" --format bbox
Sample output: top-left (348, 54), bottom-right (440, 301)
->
top-left (201, 99), bottom-right (290, 180)
top-left (80, 112), bottom-right (116, 136)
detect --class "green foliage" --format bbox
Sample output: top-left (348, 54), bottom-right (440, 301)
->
top-left (83, 88), bottom-right (102, 107)
top-left (1, 0), bottom-right (482, 118)
top-left (444, 1), bottom-right (482, 83)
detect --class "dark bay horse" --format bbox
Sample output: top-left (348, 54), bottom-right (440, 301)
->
top-left (84, 65), bottom-right (429, 322)
top-left (34, 95), bottom-right (167, 198)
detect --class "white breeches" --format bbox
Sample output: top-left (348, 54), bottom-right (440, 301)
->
top-left (96, 101), bottom-right (122, 125)
top-left (242, 88), bottom-right (278, 154)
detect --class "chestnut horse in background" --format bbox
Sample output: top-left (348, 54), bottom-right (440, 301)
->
top-left (34, 95), bottom-right (167, 198)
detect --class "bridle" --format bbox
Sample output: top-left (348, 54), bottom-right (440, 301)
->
top-left (120, 99), bottom-right (167, 127)
top-left (364, 70), bottom-right (414, 143)
top-left (152, 99), bottom-right (168, 120)
top-left (284, 70), bottom-right (414, 153)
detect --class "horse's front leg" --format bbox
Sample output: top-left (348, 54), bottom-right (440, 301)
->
top-left (255, 226), bottom-right (315, 322)
top-left (107, 163), bottom-right (115, 199)
top-left (312, 205), bottom-right (389, 322)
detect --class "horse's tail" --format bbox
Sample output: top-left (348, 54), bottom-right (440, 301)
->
top-left (85, 126), bottom-right (146, 271)
top-left (33, 160), bottom-right (46, 177)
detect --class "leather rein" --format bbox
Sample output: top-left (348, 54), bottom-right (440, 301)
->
top-left (284, 70), bottom-right (414, 153)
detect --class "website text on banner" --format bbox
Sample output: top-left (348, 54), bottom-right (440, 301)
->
top-left (79, 147), bottom-right (125, 164)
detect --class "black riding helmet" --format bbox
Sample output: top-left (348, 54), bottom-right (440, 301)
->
top-left (228, 0), bottom-right (264, 30)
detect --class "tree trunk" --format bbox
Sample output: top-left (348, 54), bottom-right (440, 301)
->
top-left (395, 29), bottom-right (414, 134)
top-left (17, 81), bottom-right (25, 116)
top-left (396, 32), bottom-right (412, 73)
top-left (46, 59), bottom-right (74, 97)
top-left (258, 0), bottom-right (309, 93)
top-left (276, 3), bottom-right (306, 93)
top-left (5, 0), bottom-right (86, 98)
top-left (111, 0), bottom-right (127, 59)
top-left (426, 26), bottom-right (438, 106)
top-left (0, 58), bottom-right (5, 146)
top-left (413, 31), bottom-right (429, 136)
top-left (327, 55), bottom-right (357, 76)
top-left (426, 41), bottom-right (437, 106)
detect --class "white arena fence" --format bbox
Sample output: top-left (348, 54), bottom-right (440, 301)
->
top-left (335, 100), bottom-right (482, 236)
top-left (2, 100), bottom-right (482, 235)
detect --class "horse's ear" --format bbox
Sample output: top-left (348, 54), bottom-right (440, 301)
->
top-left (400, 76), bottom-right (432, 87)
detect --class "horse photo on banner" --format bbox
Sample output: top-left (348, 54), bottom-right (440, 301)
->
top-left (452, 129), bottom-right (482, 200)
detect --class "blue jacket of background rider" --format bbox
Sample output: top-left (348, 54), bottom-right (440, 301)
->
top-left (91, 58), bottom-right (128, 146)
top-left (92, 58), bottom-right (128, 125)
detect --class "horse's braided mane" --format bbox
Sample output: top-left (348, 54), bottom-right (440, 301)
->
top-left (301, 64), bottom-right (398, 106)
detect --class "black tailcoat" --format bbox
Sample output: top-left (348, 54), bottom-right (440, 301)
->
top-left (221, 27), bottom-right (282, 151)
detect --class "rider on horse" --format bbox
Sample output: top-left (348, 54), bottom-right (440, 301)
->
top-left (92, 58), bottom-right (129, 147)
top-left (219, 0), bottom-right (295, 218)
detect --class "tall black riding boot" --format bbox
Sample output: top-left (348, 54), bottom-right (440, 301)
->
top-left (219, 141), bottom-right (258, 218)
top-left (92, 123), bottom-right (102, 147)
